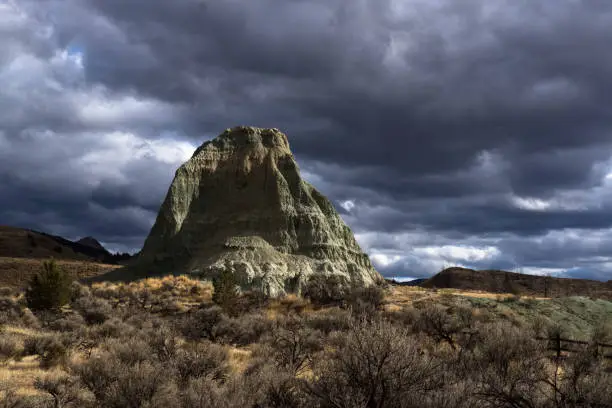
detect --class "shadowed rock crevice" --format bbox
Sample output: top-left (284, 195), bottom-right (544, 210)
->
top-left (133, 126), bottom-right (381, 296)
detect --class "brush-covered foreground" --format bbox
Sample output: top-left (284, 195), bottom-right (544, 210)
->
top-left (1, 276), bottom-right (611, 408)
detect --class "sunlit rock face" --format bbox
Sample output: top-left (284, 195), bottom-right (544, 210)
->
top-left (136, 126), bottom-right (381, 296)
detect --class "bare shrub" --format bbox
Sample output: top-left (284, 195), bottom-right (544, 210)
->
top-left (555, 350), bottom-right (612, 407)
top-left (302, 274), bottom-right (350, 305)
top-left (343, 285), bottom-right (385, 317)
top-left (414, 304), bottom-right (474, 350)
top-left (71, 355), bottom-right (171, 407)
top-left (216, 313), bottom-right (273, 346)
top-left (174, 341), bottom-right (229, 385)
top-left (466, 322), bottom-right (549, 408)
top-left (179, 305), bottom-right (226, 341)
top-left (90, 317), bottom-right (135, 340)
top-left (0, 334), bottom-right (21, 362)
top-left (0, 297), bottom-right (24, 326)
top-left (23, 334), bottom-right (69, 368)
top-left (47, 313), bottom-right (86, 332)
top-left (306, 319), bottom-right (443, 408)
top-left (256, 317), bottom-right (323, 375)
top-left (73, 296), bottom-right (113, 325)
top-left (304, 308), bottom-right (352, 334)
top-left (33, 372), bottom-right (90, 407)
top-left (146, 326), bottom-right (179, 363)
top-left (104, 337), bottom-right (153, 366)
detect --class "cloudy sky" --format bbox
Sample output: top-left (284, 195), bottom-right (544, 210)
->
top-left (2, 0), bottom-right (612, 281)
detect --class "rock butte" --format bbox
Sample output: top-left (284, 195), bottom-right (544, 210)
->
top-left (135, 126), bottom-right (382, 296)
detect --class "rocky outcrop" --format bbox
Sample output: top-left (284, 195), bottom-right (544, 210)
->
top-left (135, 126), bottom-right (381, 296)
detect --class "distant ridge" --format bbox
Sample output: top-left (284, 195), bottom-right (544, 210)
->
top-left (421, 267), bottom-right (612, 300)
top-left (76, 236), bottom-right (106, 251)
top-left (0, 225), bottom-right (133, 265)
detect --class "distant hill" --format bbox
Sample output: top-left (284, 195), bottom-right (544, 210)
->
top-left (76, 236), bottom-right (106, 251)
top-left (385, 278), bottom-right (427, 286)
top-left (421, 267), bottom-right (612, 300)
top-left (0, 225), bottom-right (134, 265)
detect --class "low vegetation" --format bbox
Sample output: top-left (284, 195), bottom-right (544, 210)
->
top-left (1, 266), bottom-right (611, 407)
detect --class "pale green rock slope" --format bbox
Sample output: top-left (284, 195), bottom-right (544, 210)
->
top-left (135, 126), bottom-right (382, 296)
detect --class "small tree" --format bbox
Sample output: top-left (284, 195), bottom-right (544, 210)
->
top-left (26, 259), bottom-right (73, 311)
top-left (212, 270), bottom-right (239, 315)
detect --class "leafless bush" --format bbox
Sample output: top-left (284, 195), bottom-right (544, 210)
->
top-left (303, 274), bottom-right (350, 305)
top-left (0, 334), bottom-right (20, 362)
top-left (104, 337), bottom-right (153, 366)
top-left (216, 313), bottom-right (273, 346)
top-left (146, 326), bottom-right (179, 362)
top-left (179, 305), bottom-right (226, 341)
top-left (33, 372), bottom-right (90, 407)
top-left (0, 297), bottom-right (24, 325)
top-left (306, 319), bottom-right (443, 408)
top-left (71, 355), bottom-right (171, 407)
top-left (23, 334), bottom-right (69, 368)
top-left (47, 313), bottom-right (86, 332)
top-left (174, 341), bottom-right (229, 385)
top-left (466, 322), bottom-right (549, 408)
top-left (414, 304), bottom-right (474, 350)
top-left (256, 317), bottom-right (323, 376)
top-left (73, 296), bottom-right (113, 325)
top-left (304, 308), bottom-right (352, 334)
top-left (342, 285), bottom-right (385, 317)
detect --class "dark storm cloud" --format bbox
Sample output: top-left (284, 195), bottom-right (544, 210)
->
top-left (2, 0), bottom-right (612, 279)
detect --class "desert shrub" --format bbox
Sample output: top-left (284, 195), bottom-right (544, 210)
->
top-left (104, 337), bottom-right (154, 366)
top-left (306, 319), bottom-right (443, 408)
top-left (0, 296), bottom-right (23, 325)
top-left (555, 350), bottom-right (612, 407)
top-left (70, 282), bottom-right (91, 302)
top-left (73, 296), bottom-right (113, 325)
top-left (151, 297), bottom-right (184, 315)
top-left (23, 334), bottom-right (69, 368)
top-left (466, 322), bottom-right (549, 408)
top-left (414, 304), bottom-right (473, 350)
top-left (73, 356), bottom-right (170, 408)
top-left (90, 317), bottom-right (135, 340)
top-left (146, 326), bottom-right (179, 362)
top-left (343, 284), bottom-right (385, 317)
top-left (234, 290), bottom-right (269, 314)
top-left (47, 313), bottom-right (86, 332)
top-left (179, 305), bottom-right (227, 342)
top-left (33, 372), bottom-right (90, 407)
top-left (26, 259), bottom-right (73, 311)
top-left (302, 274), bottom-right (350, 305)
top-left (257, 317), bottom-right (324, 375)
top-left (304, 308), bottom-right (352, 334)
top-left (212, 270), bottom-right (239, 315)
top-left (0, 334), bottom-right (21, 362)
top-left (181, 365), bottom-right (305, 408)
top-left (216, 313), bottom-right (273, 346)
top-left (174, 341), bottom-right (230, 385)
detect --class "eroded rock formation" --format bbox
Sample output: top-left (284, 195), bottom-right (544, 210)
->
top-left (136, 126), bottom-right (381, 296)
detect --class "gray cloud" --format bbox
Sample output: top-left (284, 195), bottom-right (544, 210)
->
top-left (1, 0), bottom-right (612, 280)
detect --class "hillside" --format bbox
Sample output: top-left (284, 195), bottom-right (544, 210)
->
top-left (0, 225), bottom-right (133, 264)
top-left (0, 257), bottom-right (122, 289)
top-left (422, 267), bottom-right (612, 300)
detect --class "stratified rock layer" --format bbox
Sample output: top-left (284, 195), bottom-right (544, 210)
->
top-left (136, 126), bottom-right (381, 296)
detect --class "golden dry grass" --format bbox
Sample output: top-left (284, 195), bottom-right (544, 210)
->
top-left (227, 347), bottom-right (252, 374)
top-left (0, 257), bottom-right (121, 289)
top-left (0, 356), bottom-right (47, 396)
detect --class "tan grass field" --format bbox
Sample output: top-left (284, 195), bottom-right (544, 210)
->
top-left (0, 257), bottom-right (121, 289)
